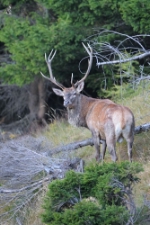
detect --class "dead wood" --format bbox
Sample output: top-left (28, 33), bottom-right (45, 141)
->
top-left (0, 134), bottom-right (84, 223)
top-left (0, 77), bottom-right (47, 125)
top-left (134, 123), bottom-right (150, 134)
top-left (0, 114), bottom-right (46, 140)
top-left (0, 83), bottom-right (30, 124)
top-left (48, 123), bottom-right (150, 155)
top-left (0, 77), bottom-right (65, 136)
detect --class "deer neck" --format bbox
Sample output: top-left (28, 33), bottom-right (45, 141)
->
top-left (67, 94), bottom-right (93, 127)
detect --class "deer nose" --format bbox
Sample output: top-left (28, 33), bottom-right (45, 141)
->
top-left (64, 100), bottom-right (70, 107)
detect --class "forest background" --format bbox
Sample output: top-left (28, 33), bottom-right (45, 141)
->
top-left (0, 0), bottom-right (150, 98)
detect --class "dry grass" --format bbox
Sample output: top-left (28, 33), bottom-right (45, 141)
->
top-left (134, 162), bottom-right (150, 206)
top-left (23, 187), bottom-right (47, 225)
top-left (44, 119), bottom-right (91, 147)
top-left (116, 83), bottom-right (150, 163)
top-left (117, 82), bottom-right (150, 126)
top-left (1, 187), bottom-right (48, 225)
top-left (11, 83), bottom-right (150, 224)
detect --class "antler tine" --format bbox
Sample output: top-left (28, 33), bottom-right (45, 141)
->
top-left (82, 43), bottom-right (91, 56)
top-left (47, 49), bottom-right (57, 62)
top-left (45, 50), bottom-right (57, 78)
top-left (74, 43), bottom-right (93, 87)
top-left (71, 73), bottom-right (76, 88)
top-left (71, 73), bottom-right (73, 85)
top-left (41, 49), bottom-right (64, 90)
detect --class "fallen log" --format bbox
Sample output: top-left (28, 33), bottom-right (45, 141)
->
top-left (48, 123), bottom-right (150, 155)
top-left (134, 123), bottom-right (150, 134)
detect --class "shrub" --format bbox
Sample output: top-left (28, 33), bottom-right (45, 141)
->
top-left (42, 161), bottom-right (143, 225)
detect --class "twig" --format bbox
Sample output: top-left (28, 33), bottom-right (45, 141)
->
top-left (0, 177), bottom-right (51, 193)
top-left (16, 217), bottom-right (22, 225)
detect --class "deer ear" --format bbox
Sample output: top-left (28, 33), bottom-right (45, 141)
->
top-left (76, 82), bottom-right (84, 93)
top-left (52, 88), bottom-right (64, 96)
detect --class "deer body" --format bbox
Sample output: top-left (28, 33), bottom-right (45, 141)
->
top-left (53, 86), bottom-right (135, 162)
top-left (41, 43), bottom-right (135, 162)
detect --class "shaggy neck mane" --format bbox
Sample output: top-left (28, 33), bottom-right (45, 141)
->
top-left (67, 94), bottom-right (95, 127)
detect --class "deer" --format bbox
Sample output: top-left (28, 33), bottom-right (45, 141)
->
top-left (41, 43), bottom-right (135, 162)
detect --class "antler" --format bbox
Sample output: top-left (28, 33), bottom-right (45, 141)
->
top-left (40, 49), bottom-right (64, 89)
top-left (41, 43), bottom-right (93, 89)
top-left (74, 43), bottom-right (93, 87)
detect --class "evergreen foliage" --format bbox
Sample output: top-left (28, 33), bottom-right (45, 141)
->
top-left (120, 0), bottom-right (150, 33)
top-left (0, 0), bottom-right (150, 96)
top-left (42, 162), bottom-right (143, 225)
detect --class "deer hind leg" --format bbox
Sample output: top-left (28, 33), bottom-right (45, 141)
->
top-left (105, 122), bottom-right (117, 162)
top-left (106, 135), bottom-right (118, 162)
top-left (92, 131), bottom-right (106, 161)
top-left (92, 132), bottom-right (100, 161)
top-left (101, 140), bottom-right (107, 162)
top-left (123, 129), bottom-right (134, 162)
top-left (125, 135), bottom-right (134, 162)
top-left (127, 141), bottom-right (133, 162)
top-left (107, 143), bottom-right (118, 162)
top-left (92, 132), bottom-right (107, 162)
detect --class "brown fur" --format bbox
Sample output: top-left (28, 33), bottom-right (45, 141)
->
top-left (53, 85), bottom-right (135, 162)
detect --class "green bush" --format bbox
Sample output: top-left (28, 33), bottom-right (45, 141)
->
top-left (42, 161), bottom-right (143, 225)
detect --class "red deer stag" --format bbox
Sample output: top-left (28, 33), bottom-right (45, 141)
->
top-left (41, 44), bottom-right (135, 162)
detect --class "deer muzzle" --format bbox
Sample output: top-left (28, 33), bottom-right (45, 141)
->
top-left (64, 100), bottom-right (73, 109)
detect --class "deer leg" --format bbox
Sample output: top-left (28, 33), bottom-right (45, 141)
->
top-left (123, 130), bottom-right (134, 162)
top-left (105, 122), bottom-right (117, 162)
top-left (101, 140), bottom-right (107, 162)
top-left (126, 136), bottom-right (134, 162)
top-left (127, 142), bottom-right (133, 162)
top-left (107, 145), bottom-right (117, 162)
top-left (106, 135), bottom-right (117, 162)
top-left (92, 132), bottom-right (101, 161)
top-left (107, 143), bottom-right (118, 162)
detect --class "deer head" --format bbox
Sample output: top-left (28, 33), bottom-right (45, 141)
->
top-left (41, 43), bottom-right (93, 109)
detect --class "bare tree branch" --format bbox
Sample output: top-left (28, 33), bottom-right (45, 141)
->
top-left (0, 177), bottom-right (50, 194)
top-left (85, 31), bottom-right (150, 74)
top-left (134, 75), bottom-right (150, 84)
top-left (96, 51), bottom-right (150, 67)
top-left (16, 217), bottom-right (23, 225)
